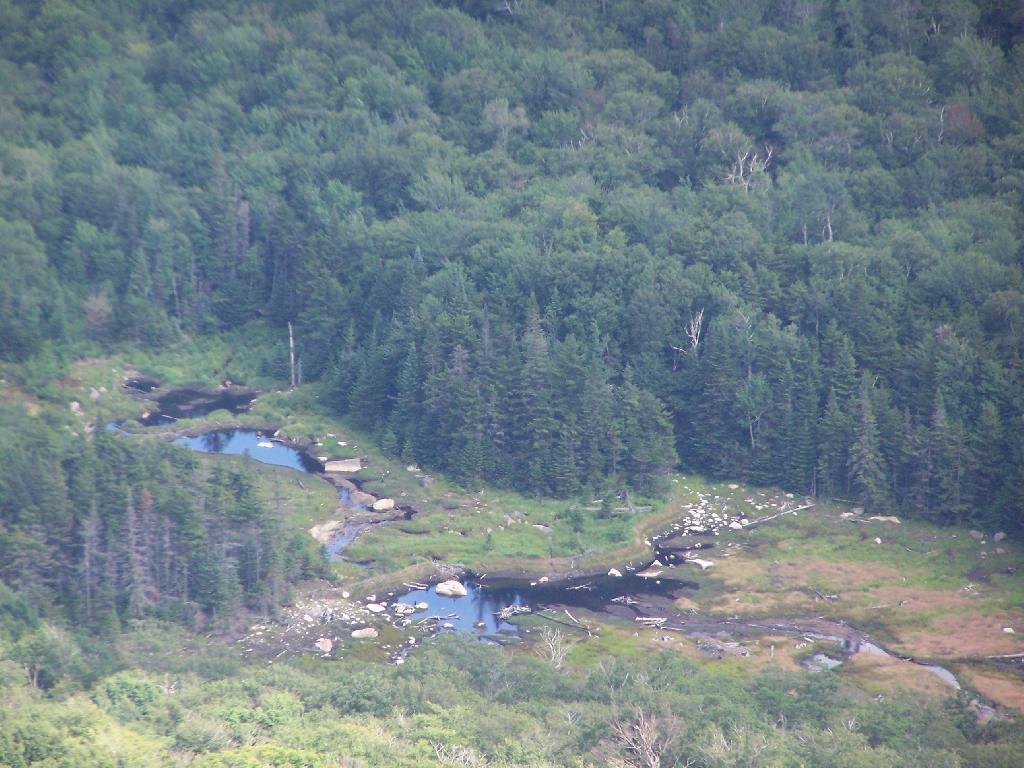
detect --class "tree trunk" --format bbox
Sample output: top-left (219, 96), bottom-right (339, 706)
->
top-left (288, 321), bottom-right (297, 389)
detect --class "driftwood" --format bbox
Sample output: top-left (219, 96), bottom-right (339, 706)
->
top-left (744, 502), bottom-right (814, 528)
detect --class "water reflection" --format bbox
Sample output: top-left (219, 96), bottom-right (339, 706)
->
top-left (173, 429), bottom-right (323, 473)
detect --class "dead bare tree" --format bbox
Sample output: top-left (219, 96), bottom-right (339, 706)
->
top-left (288, 321), bottom-right (296, 389)
top-left (668, 307), bottom-right (705, 369)
top-left (723, 144), bottom-right (773, 191)
top-left (611, 708), bottom-right (683, 768)
top-left (432, 742), bottom-right (488, 767)
top-left (536, 626), bottom-right (574, 670)
top-left (686, 307), bottom-right (704, 353)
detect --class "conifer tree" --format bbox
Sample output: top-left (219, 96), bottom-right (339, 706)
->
top-left (849, 376), bottom-right (889, 513)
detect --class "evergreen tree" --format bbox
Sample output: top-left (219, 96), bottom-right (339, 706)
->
top-left (849, 376), bottom-right (890, 513)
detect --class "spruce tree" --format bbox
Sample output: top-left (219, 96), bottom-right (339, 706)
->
top-left (849, 376), bottom-right (889, 513)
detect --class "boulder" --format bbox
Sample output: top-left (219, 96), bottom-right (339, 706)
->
top-left (608, 568), bottom-right (623, 577)
top-left (315, 637), bottom-right (333, 654)
top-left (414, 602), bottom-right (429, 611)
top-left (351, 627), bottom-right (378, 639)
top-left (685, 558), bottom-right (715, 570)
top-left (419, 475), bottom-right (435, 487)
top-left (372, 498), bottom-right (395, 512)
top-left (365, 603), bottom-right (386, 613)
top-left (435, 580), bottom-right (468, 597)
top-left (969, 529), bottom-right (985, 541)
top-left (308, 520), bottom-right (344, 544)
top-left (697, 637), bottom-right (750, 659)
top-left (392, 603), bottom-right (416, 616)
top-left (324, 458), bottom-right (362, 473)
top-left (994, 531), bottom-right (1007, 542)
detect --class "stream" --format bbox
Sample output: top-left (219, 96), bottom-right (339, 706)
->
top-left (122, 382), bottom-right (965, 689)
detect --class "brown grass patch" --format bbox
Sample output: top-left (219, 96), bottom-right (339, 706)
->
top-left (770, 557), bottom-right (906, 591)
top-left (957, 666), bottom-right (1024, 712)
top-left (674, 596), bottom-right (700, 612)
top-left (844, 652), bottom-right (956, 698)
top-left (714, 554), bottom-right (907, 593)
top-left (894, 612), bottom-right (1024, 658)
top-left (850, 586), bottom-right (978, 613)
top-left (744, 635), bottom-right (804, 672)
top-left (710, 554), bottom-right (767, 586)
top-left (703, 589), bottom-right (818, 616)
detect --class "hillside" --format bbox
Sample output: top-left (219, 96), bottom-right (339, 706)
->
top-left (2, 1), bottom-right (1024, 766)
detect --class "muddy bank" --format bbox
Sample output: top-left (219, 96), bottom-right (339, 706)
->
top-left (135, 385), bottom-right (260, 426)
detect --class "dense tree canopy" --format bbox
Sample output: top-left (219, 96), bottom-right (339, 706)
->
top-left (0, 404), bottom-right (321, 630)
top-left (1, 0), bottom-right (1022, 523)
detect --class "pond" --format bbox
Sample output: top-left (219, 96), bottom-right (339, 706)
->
top-left (173, 429), bottom-right (324, 473)
top-left (139, 387), bottom-right (258, 426)
top-left (392, 570), bottom-right (698, 637)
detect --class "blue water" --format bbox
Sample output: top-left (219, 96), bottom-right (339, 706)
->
top-left (398, 583), bottom-right (529, 634)
top-left (173, 429), bottom-right (323, 473)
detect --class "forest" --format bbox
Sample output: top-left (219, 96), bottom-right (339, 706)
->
top-left (1, 1), bottom-right (1024, 765)
top-left (2, 0), bottom-right (1023, 523)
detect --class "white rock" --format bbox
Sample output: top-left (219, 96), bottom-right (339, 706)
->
top-left (372, 498), bottom-right (396, 512)
top-left (686, 558), bottom-right (715, 570)
top-left (608, 568), bottom-right (623, 577)
top-left (366, 603), bottom-right (386, 613)
top-left (351, 627), bottom-right (378, 639)
top-left (324, 459), bottom-right (362, 473)
top-left (341, 591), bottom-right (350, 599)
top-left (435, 580), bottom-right (468, 597)
top-left (257, 441), bottom-right (274, 448)
top-left (414, 602), bottom-right (429, 611)
top-left (729, 521), bottom-right (743, 530)
top-left (874, 537), bottom-right (882, 544)
top-left (1003, 627), bottom-right (1016, 634)
top-left (315, 637), bottom-right (333, 654)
